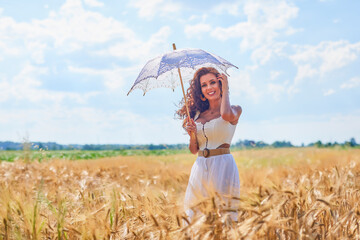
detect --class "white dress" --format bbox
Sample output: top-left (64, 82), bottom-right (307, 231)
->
top-left (184, 112), bottom-right (240, 221)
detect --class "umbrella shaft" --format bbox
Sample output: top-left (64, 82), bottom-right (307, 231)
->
top-left (173, 43), bottom-right (190, 119)
top-left (177, 68), bottom-right (190, 118)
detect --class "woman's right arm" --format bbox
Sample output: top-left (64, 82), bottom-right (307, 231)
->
top-left (185, 118), bottom-right (198, 154)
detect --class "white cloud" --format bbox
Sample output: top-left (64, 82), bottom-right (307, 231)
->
top-left (291, 40), bottom-right (360, 84)
top-left (68, 65), bottom-right (139, 90)
top-left (286, 85), bottom-right (300, 95)
top-left (211, 2), bottom-right (241, 16)
top-left (293, 64), bottom-right (317, 85)
top-left (267, 83), bottom-right (285, 101)
top-left (187, 14), bottom-right (208, 22)
top-left (129, 0), bottom-right (182, 20)
top-left (99, 26), bottom-right (171, 61)
top-left (0, 63), bottom-right (99, 104)
top-left (228, 68), bottom-right (261, 102)
top-left (211, 0), bottom-right (299, 50)
top-left (319, 42), bottom-right (360, 74)
top-left (323, 89), bottom-right (335, 96)
top-left (0, 40), bottom-right (21, 57)
top-left (250, 42), bottom-right (288, 65)
top-left (83, 0), bottom-right (104, 7)
top-left (53, 0), bottom-right (135, 46)
top-left (270, 71), bottom-right (281, 80)
top-left (285, 26), bottom-right (303, 35)
top-left (184, 23), bottom-right (211, 39)
top-left (0, 0), bottom-right (137, 61)
top-left (4, 64), bottom-right (48, 103)
top-left (0, 79), bottom-right (10, 102)
top-left (341, 77), bottom-right (360, 89)
top-left (25, 41), bottom-right (47, 64)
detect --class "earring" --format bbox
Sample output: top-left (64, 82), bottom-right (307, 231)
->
top-left (200, 94), bottom-right (206, 101)
top-left (220, 88), bottom-right (223, 97)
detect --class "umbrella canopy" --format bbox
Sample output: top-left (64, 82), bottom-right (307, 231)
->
top-left (127, 48), bottom-right (238, 96)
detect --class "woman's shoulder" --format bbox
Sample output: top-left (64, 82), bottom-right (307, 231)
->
top-left (230, 105), bottom-right (242, 115)
top-left (223, 105), bottom-right (241, 125)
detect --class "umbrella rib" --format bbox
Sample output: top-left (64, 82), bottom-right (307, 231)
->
top-left (208, 51), bottom-right (238, 69)
top-left (142, 78), bottom-right (151, 96)
top-left (157, 53), bottom-right (173, 78)
top-left (127, 86), bottom-right (134, 96)
top-left (182, 50), bottom-right (194, 69)
top-left (203, 50), bottom-right (225, 68)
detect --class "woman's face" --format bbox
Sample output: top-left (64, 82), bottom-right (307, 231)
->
top-left (199, 73), bottom-right (221, 101)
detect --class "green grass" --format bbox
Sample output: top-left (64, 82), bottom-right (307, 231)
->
top-left (2, 147), bottom-right (358, 163)
top-left (0, 149), bottom-right (190, 162)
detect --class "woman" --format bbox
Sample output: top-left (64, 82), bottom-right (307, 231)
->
top-left (176, 67), bottom-right (242, 222)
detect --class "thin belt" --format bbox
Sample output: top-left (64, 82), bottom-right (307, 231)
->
top-left (198, 148), bottom-right (230, 158)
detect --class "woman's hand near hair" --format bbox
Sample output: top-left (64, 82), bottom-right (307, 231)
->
top-left (184, 118), bottom-right (199, 154)
top-left (218, 73), bottom-right (242, 124)
top-left (218, 73), bottom-right (229, 93)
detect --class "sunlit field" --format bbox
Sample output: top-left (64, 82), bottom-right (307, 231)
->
top-left (0, 148), bottom-right (359, 239)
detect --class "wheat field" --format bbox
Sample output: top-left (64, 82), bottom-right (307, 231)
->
top-left (0, 148), bottom-right (359, 239)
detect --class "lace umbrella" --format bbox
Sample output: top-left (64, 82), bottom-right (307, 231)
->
top-left (127, 44), bottom-right (238, 118)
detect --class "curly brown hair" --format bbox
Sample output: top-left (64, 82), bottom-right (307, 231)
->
top-left (176, 67), bottom-right (221, 120)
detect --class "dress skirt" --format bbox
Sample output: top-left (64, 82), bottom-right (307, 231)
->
top-left (184, 153), bottom-right (240, 221)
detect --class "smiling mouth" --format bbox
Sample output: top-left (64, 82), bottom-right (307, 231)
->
top-left (207, 91), bottom-right (216, 96)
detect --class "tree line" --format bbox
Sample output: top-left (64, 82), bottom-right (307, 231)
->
top-left (0, 138), bottom-right (358, 151)
top-left (233, 138), bottom-right (358, 149)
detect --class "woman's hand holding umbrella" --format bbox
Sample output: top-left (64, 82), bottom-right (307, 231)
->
top-left (185, 118), bottom-right (198, 154)
top-left (184, 118), bottom-right (197, 136)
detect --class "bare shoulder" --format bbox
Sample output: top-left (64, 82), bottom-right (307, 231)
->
top-left (231, 105), bottom-right (242, 116)
top-left (226, 105), bottom-right (242, 125)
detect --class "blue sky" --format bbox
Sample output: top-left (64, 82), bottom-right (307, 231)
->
top-left (0, 0), bottom-right (359, 145)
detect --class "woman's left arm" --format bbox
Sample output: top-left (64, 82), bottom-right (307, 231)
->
top-left (219, 73), bottom-right (242, 124)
